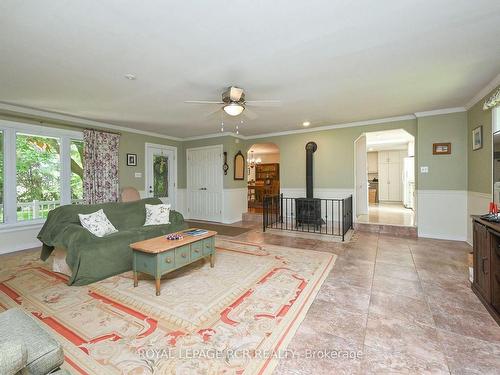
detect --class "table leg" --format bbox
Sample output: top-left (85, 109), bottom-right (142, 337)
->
top-left (133, 271), bottom-right (138, 287)
top-left (155, 277), bottom-right (161, 296)
top-left (210, 253), bottom-right (215, 268)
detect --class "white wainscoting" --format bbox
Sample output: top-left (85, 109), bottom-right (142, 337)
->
top-left (280, 188), bottom-right (354, 199)
top-left (467, 191), bottom-right (491, 245)
top-left (417, 190), bottom-right (467, 241)
top-left (222, 188), bottom-right (248, 224)
top-left (280, 188), bottom-right (355, 224)
top-left (175, 188), bottom-right (187, 218)
top-left (0, 224), bottom-right (43, 255)
top-left (180, 187), bottom-right (246, 223)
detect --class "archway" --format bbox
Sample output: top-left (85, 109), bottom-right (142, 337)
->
top-left (354, 129), bottom-right (416, 227)
top-left (246, 143), bottom-right (280, 214)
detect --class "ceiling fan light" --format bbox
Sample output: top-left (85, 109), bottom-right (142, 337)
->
top-left (223, 102), bottom-right (244, 116)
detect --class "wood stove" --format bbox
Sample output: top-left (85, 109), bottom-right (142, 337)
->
top-left (295, 141), bottom-right (324, 229)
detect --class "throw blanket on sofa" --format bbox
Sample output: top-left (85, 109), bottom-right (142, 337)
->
top-left (38, 198), bottom-right (188, 286)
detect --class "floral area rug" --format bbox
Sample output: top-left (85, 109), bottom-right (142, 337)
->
top-left (0, 239), bottom-right (335, 375)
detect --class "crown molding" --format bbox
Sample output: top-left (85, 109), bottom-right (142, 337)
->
top-left (414, 107), bottom-right (466, 118)
top-left (182, 131), bottom-right (245, 141)
top-left (0, 100), bottom-right (483, 142)
top-left (465, 73), bottom-right (500, 110)
top-left (0, 102), bottom-right (184, 141)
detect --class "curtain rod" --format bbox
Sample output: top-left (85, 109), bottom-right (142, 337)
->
top-left (84, 127), bottom-right (121, 136)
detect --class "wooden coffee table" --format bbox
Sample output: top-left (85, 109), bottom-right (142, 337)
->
top-left (129, 229), bottom-right (217, 296)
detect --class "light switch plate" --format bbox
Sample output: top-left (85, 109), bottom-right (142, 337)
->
top-left (420, 166), bottom-right (429, 174)
top-left (135, 172), bottom-right (142, 178)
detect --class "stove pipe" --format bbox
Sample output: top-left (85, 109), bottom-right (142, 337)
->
top-left (305, 141), bottom-right (317, 199)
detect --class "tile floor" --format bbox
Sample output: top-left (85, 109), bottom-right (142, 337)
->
top-left (5, 224), bottom-right (500, 374)
top-left (357, 203), bottom-right (415, 227)
top-left (227, 226), bottom-right (500, 374)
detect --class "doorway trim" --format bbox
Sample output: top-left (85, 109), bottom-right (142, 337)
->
top-left (186, 144), bottom-right (224, 222)
top-left (144, 143), bottom-right (177, 209)
top-left (352, 129), bottom-right (417, 227)
top-left (354, 134), bottom-right (368, 218)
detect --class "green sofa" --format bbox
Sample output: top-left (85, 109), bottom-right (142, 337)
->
top-left (38, 198), bottom-right (188, 286)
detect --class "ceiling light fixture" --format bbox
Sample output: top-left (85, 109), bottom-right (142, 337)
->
top-left (124, 73), bottom-right (136, 80)
top-left (223, 102), bottom-right (244, 116)
top-left (302, 121), bottom-right (311, 127)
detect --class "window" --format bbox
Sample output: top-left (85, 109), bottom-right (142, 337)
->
top-left (16, 134), bottom-right (61, 221)
top-left (70, 139), bottom-right (84, 203)
top-left (0, 121), bottom-right (82, 227)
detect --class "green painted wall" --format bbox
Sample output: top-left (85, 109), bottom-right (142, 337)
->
top-left (243, 119), bottom-right (417, 189)
top-left (2, 108), bottom-right (473, 194)
top-left (180, 135), bottom-right (248, 189)
top-left (0, 113), bottom-right (181, 192)
top-left (417, 112), bottom-right (468, 190)
top-left (467, 85), bottom-right (499, 194)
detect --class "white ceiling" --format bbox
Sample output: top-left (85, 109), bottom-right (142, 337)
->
top-left (366, 129), bottom-right (414, 151)
top-left (1, 1), bottom-right (499, 138)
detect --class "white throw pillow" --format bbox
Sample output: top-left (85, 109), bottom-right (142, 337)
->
top-left (78, 209), bottom-right (118, 237)
top-left (144, 203), bottom-right (171, 226)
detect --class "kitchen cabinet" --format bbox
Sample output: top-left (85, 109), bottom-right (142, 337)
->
top-left (378, 151), bottom-right (402, 202)
top-left (367, 152), bottom-right (378, 173)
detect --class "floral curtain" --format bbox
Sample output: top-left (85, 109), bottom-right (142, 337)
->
top-left (484, 87), bottom-right (500, 110)
top-left (83, 129), bottom-right (120, 204)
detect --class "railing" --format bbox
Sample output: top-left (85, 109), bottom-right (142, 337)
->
top-left (263, 194), bottom-right (353, 241)
top-left (0, 199), bottom-right (84, 221)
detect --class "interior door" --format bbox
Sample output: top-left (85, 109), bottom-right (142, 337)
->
top-left (355, 135), bottom-right (368, 216)
top-left (145, 145), bottom-right (176, 207)
top-left (187, 146), bottom-right (223, 222)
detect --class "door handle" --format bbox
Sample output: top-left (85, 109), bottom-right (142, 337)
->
top-left (149, 186), bottom-right (153, 193)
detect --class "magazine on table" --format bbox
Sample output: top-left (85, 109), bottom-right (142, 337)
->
top-left (183, 229), bottom-right (208, 236)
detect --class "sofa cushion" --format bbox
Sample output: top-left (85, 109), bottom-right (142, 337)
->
top-left (0, 308), bottom-right (64, 375)
top-left (79, 209), bottom-right (118, 237)
top-left (144, 203), bottom-right (171, 226)
top-left (0, 339), bottom-right (27, 375)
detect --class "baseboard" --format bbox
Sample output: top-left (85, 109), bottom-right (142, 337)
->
top-left (0, 241), bottom-right (42, 255)
top-left (418, 232), bottom-right (467, 242)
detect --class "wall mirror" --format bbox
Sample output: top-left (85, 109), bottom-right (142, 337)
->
top-left (234, 151), bottom-right (245, 180)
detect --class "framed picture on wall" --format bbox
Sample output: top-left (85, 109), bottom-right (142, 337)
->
top-left (432, 143), bottom-right (451, 155)
top-left (126, 153), bottom-right (137, 166)
top-left (472, 126), bottom-right (483, 151)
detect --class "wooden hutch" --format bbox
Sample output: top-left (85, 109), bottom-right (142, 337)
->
top-left (472, 216), bottom-right (500, 325)
top-left (248, 163), bottom-right (280, 208)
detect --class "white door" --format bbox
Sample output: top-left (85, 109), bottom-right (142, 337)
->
top-left (145, 144), bottom-right (176, 208)
top-left (187, 145), bottom-right (223, 222)
top-left (355, 135), bottom-right (368, 216)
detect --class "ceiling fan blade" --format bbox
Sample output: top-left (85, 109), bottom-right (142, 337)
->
top-left (229, 87), bottom-right (244, 101)
top-left (204, 106), bottom-right (222, 118)
top-left (184, 100), bottom-right (224, 104)
top-left (244, 100), bottom-right (282, 107)
top-left (243, 108), bottom-right (258, 120)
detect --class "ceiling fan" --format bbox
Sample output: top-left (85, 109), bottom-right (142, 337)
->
top-left (184, 86), bottom-right (281, 120)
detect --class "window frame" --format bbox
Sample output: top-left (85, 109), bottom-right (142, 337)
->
top-left (0, 119), bottom-right (83, 229)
